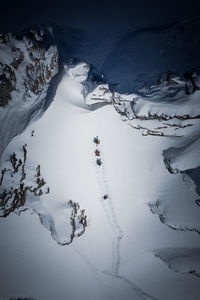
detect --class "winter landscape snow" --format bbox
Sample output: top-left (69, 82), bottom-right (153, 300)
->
top-left (0, 20), bottom-right (200, 300)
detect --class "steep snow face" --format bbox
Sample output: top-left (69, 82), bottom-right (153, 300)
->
top-left (1, 63), bottom-right (200, 300)
top-left (0, 28), bottom-right (58, 157)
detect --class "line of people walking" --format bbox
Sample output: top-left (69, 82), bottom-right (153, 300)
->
top-left (93, 136), bottom-right (102, 166)
top-left (93, 136), bottom-right (109, 200)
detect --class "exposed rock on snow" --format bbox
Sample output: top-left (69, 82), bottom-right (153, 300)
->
top-left (148, 180), bottom-right (200, 235)
top-left (0, 141), bottom-right (87, 245)
top-left (81, 62), bottom-right (200, 143)
top-left (0, 28), bottom-right (58, 157)
top-left (84, 83), bottom-right (113, 105)
top-left (0, 29), bottom-right (57, 105)
top-left (0, 144), bottom-right (49, 217)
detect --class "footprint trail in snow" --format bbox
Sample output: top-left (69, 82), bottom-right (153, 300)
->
top-left (93, 136), bottom-right (123, 276)
top-left (93, 136), bottom-right (158, 300)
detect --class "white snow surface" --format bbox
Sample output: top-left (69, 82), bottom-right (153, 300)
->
top-left (0, 63), bottom-right (200, 300)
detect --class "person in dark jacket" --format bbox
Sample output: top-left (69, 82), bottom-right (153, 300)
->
top-left (96, 158), bottom-right (102, 166)
top-left (93, 136), bottom-right (100, 145)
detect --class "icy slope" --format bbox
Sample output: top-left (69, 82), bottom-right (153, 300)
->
top-left (0, 27), bottom-right (58, 157)
top-left (1, 63), bottom-right (200, 300)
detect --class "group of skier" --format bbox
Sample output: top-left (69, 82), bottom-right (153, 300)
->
top-left (93, 136), bottom-right (109, 200)
top-left (93, 136), bottom-right (102, 166)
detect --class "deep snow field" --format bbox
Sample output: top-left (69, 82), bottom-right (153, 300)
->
top-left (0, 64), bottom-right (200, 300)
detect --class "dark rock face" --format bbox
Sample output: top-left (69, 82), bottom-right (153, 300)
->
top-left (0, 28), bottom-right (59, 158)
top-left (0, 145), bottom-right (49, 217)
top-left (0, 29), bottom-right (58, 107)
top-left (0, 63), bottom-right (16, 106)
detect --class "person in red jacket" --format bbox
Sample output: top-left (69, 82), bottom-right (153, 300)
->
top-left (95, 149), bottom-right (100, 156)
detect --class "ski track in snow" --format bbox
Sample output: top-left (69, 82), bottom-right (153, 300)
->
top-left (72, 244), bottom-right (107, 298)
top-left (93, 139), bottom-right (123, 276)
top-left (93, 138), bottom-right (158, 300)
top-left (106, 272), bottom-right (158, 300)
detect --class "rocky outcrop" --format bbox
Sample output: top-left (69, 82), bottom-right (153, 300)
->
top-left (64, 200), bottom-right (87, 245)
top-left (80, 62), bottom-right (200, 139)
top-left (0, 27), bottom-right (58, 157)
top-left (0, 144), bottom-right (49, 217)
top-left (0, 28), bottom-right (58, 106)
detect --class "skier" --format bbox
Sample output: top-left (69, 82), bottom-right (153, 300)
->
top-left (95, 149), bottom-right (100, 156)
top-left (96, 158), bottom-right (102, 166)
top-left (103, 194), bottom-right (109, 200)
top-left (93, 136), bottom-right (100, 146)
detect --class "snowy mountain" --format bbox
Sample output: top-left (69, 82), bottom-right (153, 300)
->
top-left (0, 20), bottom-right (200, 300)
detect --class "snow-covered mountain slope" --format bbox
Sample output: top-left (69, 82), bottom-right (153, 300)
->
top-left (1, 62), bottom-right (200, 300)
top-left (1, 19), bottom-right (200, 300)
top-left (0, 27), bottom-right (58, 157)
top-left (83, 61), bottom-right (200, 236)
